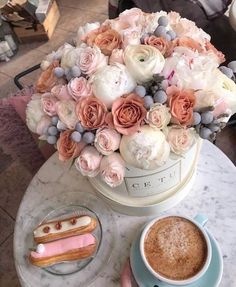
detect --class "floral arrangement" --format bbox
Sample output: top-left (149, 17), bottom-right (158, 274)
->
top-left (26, 8), bottom-right (236, 188)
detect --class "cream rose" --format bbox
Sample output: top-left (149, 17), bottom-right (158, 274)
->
top-left (90, 63), bottom-right (136, 108)
top-left (36, 116), bottom-right (51, 136)
top-left (146, 103), bottom-right (171, 129)
top-left (26, 94), bottom-right (45, 133)
top-left (79, 46), bottom-right (108, 75)
top-left (120, 125), bottom-right (170, 170)
top-left (75, 146), bottom-right (102, 177)
top-left (124, 45), bottom-right (165, 83)
top-left (166, 126), bottom-right (196, 155)
top-left (100, 152), bottom-right (125, 187)
top-left (55, 100), bottom-right (78, 129)
top-left (94, 128), bottom-right (121, 155)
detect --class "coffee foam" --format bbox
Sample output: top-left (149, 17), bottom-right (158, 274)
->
top-left (144, 216), bottom-right (208, 281)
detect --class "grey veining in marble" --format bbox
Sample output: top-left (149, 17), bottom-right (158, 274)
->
top-left (14, 140), bottom-right (236, 287)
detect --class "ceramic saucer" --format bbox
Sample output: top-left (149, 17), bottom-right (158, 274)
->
top-left (130, 228), bottom-right (223, 287)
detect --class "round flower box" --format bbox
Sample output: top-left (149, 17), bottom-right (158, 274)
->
top-left (89, 140), bottom-right (201, 216)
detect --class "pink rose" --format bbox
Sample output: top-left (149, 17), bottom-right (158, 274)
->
top-left (100, 152), bottom-right (125, 187)
top-left (51, 84), bottom-right (72, 101)
top-left (166, 126), bottom-right (196, 155)
top-left (79, 46), bottom-right (108, 75)
top-left (67, 77), bottom-right (93, 101)
top-left (75, 146), bottom-right (103, 177)
top-left (109, 49), bottom-right (124, 65)
top-left (146, 103), bottom-right (171, 129)
top-left (41, 93), bottom-right (58, 116)
top-left (36, 115), bottom-right (51, 136)
top-left (55, 100), bottom-right (78, 129)
top-left (94, 128), bottom-right (121, 155)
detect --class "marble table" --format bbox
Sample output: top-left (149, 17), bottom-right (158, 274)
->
top-left (14, 140), bottom-right (236, 287)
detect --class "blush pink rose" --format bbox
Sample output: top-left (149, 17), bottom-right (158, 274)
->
top-left (75, 146), bottom-right (103, 177)
top-left (79, 46), bottom-right (108, 75)
top-left (51, 84), bottom-right (72, 101)
top-left (94, 128), bottom-right (121, 155)
top-left (67, 77), bottom-right (93, 101)
top-left (41, 93), bottom-right (58, 116)
top-left (100, 152), bottom-right (125, 187)
top-left (109, 49), bottom-right (124, 65)
top-left (166, 126), bottom-right (196, 155)
top-left (57, 130), bottom-right (86, 161)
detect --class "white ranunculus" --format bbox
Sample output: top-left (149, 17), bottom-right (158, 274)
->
top-left (90, 63), bottom-right (136, 109)
top-left (76, 22), bottom-right (100, 44)
top-left (162, 47), bottom-right (218, 90)
top-left (124, 45), bottom-right (165, 83)
top-left (120, 125), bottom-right (170, 170)
top-left (26, 94), bottom-right (45, 133)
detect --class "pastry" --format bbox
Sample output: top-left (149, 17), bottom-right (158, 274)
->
top-left (34, 215), bottom-right (97, 243)
top-left (29, 233), bottom-right (97, 267)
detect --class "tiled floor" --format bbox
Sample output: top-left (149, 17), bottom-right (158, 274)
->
top-left (0, 1), bottom-right (235, 286)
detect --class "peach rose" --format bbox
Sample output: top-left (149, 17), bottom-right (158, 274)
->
top-left (94, 127), bottom-right (121, 155)
top-left (76, 96), bottom-right (107, 129)
top-left (36, 61), bottom-right (64, 93)
top-left (75, 146), bottom-right (102, 177)
top-left (99, 152), bottom-right (125, 187)
top-left (173, 37), bottom-right (203, 52)
top-left (51, 84), bottom-right (72, 101)
top-left (67, 77), bottom-right (93, 101)
top-left (106, 93), bottom-right (146, 135)
top-left (167, 86), bottom-right (195, 126)
top-left (144, 36), bottom-right (173, 57)
top-left (204, 41), bottom-right (225, 64)
top-left (166, 126), bottom-right (196, 155)
top-left (41, 93), bottom-right (58, 116)
top-left (57, 130), bottom-right (86, 161)
top-left (86, 26), bottom-right (122, 56)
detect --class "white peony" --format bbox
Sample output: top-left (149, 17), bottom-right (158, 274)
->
top-left (120, 125), bottom-right (170, 170)
top-left (194, 90), bottom-right (220, 111)
top-left (90, 63), bottom-right (136, 108)
top-left (162, 47), bottom-right (218, 90)
top-left (26, 94), bottom-right (45, 133)
top-left (212, 69), bottom-right (236, 115)
top-left (124, 45), bottom-right (165, 83)
top-left (60, 45), bottom-right (82, 69)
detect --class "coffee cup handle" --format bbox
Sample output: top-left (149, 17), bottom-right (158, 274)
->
top-left (194, 214), bottom-right (208, 227)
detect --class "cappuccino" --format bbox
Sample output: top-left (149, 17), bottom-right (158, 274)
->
top-left (144, 216), bottom-right (208, 280)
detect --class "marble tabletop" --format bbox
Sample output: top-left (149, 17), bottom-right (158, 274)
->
top-left (14, 140), bottom-right (236, 287)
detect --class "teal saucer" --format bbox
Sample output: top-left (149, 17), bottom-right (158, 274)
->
top-left (130, 228), bottom-right (223, 287)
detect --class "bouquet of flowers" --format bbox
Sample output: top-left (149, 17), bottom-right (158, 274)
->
top-left (26, 8), bottom-right (236, 188)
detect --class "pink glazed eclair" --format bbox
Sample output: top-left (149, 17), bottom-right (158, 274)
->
top-left (29, 233), bottom-right (97, 267)
top-left (33, 215), bottom-right (97, 243)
